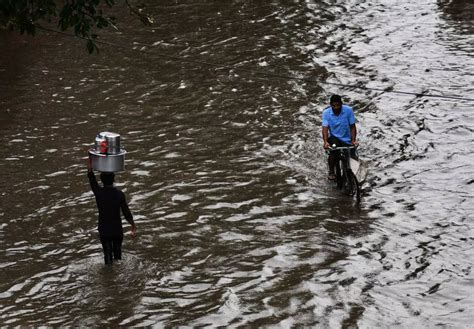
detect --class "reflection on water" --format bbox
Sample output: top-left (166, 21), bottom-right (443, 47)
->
top-left (0, 0), bottom-right (473, 327)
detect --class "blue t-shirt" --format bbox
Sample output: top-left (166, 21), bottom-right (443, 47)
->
top-left (322, 104), bottom-right (356, 144)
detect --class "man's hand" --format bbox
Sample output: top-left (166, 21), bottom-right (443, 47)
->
top-left (352, 139), bottom-right (359, 147)
top-left (323, 141), bottom-right (330, 149)
top-left (130, 224), bottom-right (137, 238)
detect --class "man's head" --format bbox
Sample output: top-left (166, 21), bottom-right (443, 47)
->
top-left (330, 94), bottom-right (343, 112)
top-left (100, 172), bottom-right (115, 186)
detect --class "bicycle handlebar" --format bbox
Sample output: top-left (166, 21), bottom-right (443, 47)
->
top-left (328, 145), bottom-right (358, 150)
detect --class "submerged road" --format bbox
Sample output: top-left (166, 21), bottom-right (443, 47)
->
top-left (0, 0), bottom-right (473, 326)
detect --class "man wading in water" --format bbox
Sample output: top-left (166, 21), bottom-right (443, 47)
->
top-left (88, 159), bottom-right (137, 265)
top-left (322, 94), bottom-right (358, 180)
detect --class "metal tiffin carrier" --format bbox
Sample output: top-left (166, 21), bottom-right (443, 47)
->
top-left (89, 132), bottom-right (126, 172)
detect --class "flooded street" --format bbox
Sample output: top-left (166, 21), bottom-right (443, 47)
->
top-left (1, 0), bottom-right (473, 327)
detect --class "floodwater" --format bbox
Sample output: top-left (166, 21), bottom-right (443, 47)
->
top-left (1, 0), bottom-right (473, 327)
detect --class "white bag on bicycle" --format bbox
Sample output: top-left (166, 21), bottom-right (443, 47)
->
top-left (350, 158), bottom-right (367, 183)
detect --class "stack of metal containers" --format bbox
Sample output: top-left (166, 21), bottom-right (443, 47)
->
top-left (89, 132), bottom-right (126, 172)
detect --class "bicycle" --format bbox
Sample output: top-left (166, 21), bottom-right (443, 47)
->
top-left (327, 145), bottom-right (361, 202)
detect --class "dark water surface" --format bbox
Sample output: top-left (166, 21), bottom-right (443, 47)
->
top-left (1, 0), bottom-right (473, 327)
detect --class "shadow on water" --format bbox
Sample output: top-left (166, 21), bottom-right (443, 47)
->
top-left (438, 0), bottom-right (474, 33)
top-left (0, 32), bottom-right (38, 130)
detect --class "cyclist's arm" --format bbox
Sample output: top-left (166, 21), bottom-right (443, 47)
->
top-left (322, 126), bottom-right (330, 149)
top-left (350, 123), bottom-right (357, 145)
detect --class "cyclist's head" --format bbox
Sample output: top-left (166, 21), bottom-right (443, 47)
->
top-left (100, 172), bottom-right (115, 186)
top-left (330, 94), bottom-right (343, 111)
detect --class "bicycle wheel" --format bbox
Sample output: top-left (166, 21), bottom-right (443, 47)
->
top-left (347, 170), bottom-right (361, 202)
top-left (335, 159), bottom-right (343, 189)
top-left (339, 157), bottom-right (350, 194)
top-left (342, 168), bottom-right (352, 196)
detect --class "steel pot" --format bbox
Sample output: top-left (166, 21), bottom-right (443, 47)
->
top-left (90, 131), bottom-right (126, 172)
top-left (89, 149), bottom-right (126, 172)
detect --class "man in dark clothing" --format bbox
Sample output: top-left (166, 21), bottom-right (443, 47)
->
top-left (88, 160), bottom-right (136, 265)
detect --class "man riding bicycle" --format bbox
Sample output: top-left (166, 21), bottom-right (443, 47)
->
top-left (322, 94), bottom-right (358, 181)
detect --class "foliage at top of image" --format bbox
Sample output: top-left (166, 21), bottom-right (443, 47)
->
top-left (0, 0), bottom-right (153, 53)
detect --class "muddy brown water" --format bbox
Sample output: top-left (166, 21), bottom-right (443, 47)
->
top-left (0, 0), bottom-right (473, 327)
